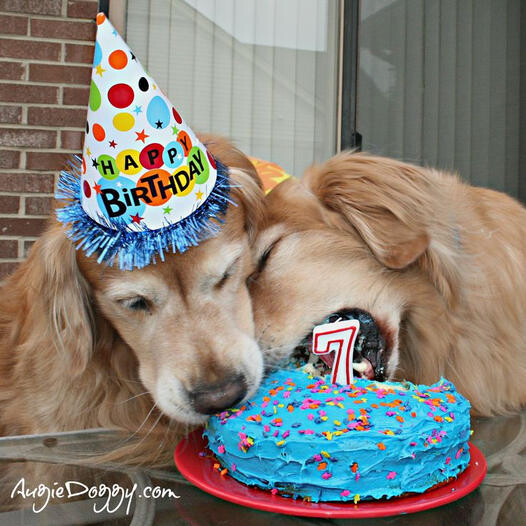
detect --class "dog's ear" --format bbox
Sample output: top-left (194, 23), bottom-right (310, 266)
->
top-left (200, 133), bottom-right (265, 241)
top-left (305, 153), bottom-right (430, 269)
top-left (228, 168), bottom-right (265, 241)
top-left (199, 133), bottom-right (262, 188)
top-left (21, 221), bottom-right (95, 375)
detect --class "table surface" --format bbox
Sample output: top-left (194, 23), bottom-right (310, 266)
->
top-left (0, 409), bottom-right (524, 526)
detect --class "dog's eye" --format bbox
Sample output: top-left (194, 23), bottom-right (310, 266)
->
top-left (247, 239), bottom-right (281, 285)
top-left (120, 296), bottom-right (150, 312)
top-left (258, 247), bottom-right (273, 272)
top-left (215, 257), bottom-right (240, 289)
top-left (216, 270), bottom-right (232, 289)
top-left (257, 239), bottom-right (280, 273)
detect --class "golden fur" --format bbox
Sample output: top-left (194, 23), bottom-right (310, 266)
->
top-left (249, 152), bottom-right (526, 416)
top-left (0, 135), bottom-right (265, 473)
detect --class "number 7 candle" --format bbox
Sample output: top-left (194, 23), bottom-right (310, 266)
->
top-left (311, 319), bottom-right (360, 385)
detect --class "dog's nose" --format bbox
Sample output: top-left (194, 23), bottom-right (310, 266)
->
top-left (189, 374), bottom-right (247, 415)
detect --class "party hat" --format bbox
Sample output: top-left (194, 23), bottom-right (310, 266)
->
top-left (56, 13), bottom-right (231, 270)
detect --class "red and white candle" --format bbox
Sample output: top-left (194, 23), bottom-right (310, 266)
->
top-left (311, 319), bottom-right (360, 385)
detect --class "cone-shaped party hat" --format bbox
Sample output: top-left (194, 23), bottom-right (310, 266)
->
top-left (56, 13), bottom-right (231, 270)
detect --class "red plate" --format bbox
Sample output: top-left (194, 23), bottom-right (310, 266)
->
top-left (174, 429), bottom-right (486, 518)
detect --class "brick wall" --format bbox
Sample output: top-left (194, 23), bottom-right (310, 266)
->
top-left (0, 0), bottom-right (98, 279)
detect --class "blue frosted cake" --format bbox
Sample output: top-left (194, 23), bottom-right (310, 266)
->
top-left (204, 369), bottom-right (471, 502)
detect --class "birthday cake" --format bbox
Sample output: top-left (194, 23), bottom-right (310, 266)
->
top-left (203, 369), bottom-right (471, 502)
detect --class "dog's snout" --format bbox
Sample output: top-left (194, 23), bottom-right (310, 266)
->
top-left (189, 374), bottom-right (247, 415)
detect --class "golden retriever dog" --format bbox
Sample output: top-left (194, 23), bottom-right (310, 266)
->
top-left (0, 135), bottom-right (265, 470)
top-left (248, 152), bottom-right (526, 416)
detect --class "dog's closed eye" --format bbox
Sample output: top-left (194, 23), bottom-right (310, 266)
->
top-left (259, 237), bottom-right (282, 272)
top-left (248, 238), bottom-right (282, 284)
top-left (118, 296), bottom-right (151, 312)
top-left (215, 256), bottom-right (241, 289)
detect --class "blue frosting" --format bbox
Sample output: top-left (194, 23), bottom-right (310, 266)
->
top-left (204, 369), bottom-right (471, 502)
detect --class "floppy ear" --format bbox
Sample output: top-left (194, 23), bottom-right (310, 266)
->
top-left (199, 133), bottom-right (262, 187)
top-left (305, 152), bottom-right (431, 269)
top-left (200, 133), bottom-right (265, 241)
top-left (227, 168), bottom-right (265, 241)
top-left (17, 220), bottom-right (95, 375)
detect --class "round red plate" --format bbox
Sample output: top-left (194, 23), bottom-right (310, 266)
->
top-left (174, 429), bottom-right (486, 518)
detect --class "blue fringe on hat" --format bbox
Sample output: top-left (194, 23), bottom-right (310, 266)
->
top-left (55, 156), bottom-right (233, 270)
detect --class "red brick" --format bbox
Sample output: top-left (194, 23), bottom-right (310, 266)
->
top-left (0, 150), bottom-right (20, 168)
top-left (28, 106), bottom-right (86, 128)
top-left (0, 195), bottom-right (19, 214)
top-left (0, 217), bottom-right (46, 236)
top-left (0, 15), bottom-right (28, 36)
top-left (60, 130), bottom-right (83, 150)
top-left (0, 105), bottom-right (22, 124)
top-left (31, 18), bottom-right (96, 41)
top-left (0, 261), bottom-right (19, 279)
top-left (0, 128), bottom-right (56, 148)
top-left (0, 39), bottom-right (61, 61)
top-left (0, 84), bottom-right (58, 104)
top-left (29, 63), bottom-right (91, 85)
top-left (23, 239), bottom-right (35, 257)
top-left (65, 43), bottom-right (95, 64)
top-left (25, 196), bottom-right (52, 215)
top-left (0, 173), bottom-right (55, 193)
top-left (0, 239), bottom-right (18, 258)
top-left (0, 0), bottom-right (62, 15)
top-left (63, 86), bottom-right (89, 106)
top-left (67, 0), bottom-right (99, 19)
top-left (0, 61), bottom-right (25, 80)
top-left (26, 151), bottom-right (69, 171)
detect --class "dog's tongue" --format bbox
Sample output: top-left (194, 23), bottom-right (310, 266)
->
top-left (306, 333), bottom-right (335, 370)
top-left (319, 353), bottom-right (335, 370)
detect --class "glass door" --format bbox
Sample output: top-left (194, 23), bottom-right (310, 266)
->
top-left (124, 0), bottom-right (341, 177)
top-left (356, 0), bottom-right (525, 202)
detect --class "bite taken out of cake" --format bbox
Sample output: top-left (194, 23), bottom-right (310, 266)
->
top-left (203, 368), bottom-right (471, 503)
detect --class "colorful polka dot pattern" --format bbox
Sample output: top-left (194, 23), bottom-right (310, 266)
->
top-left (82, 14), bottom-right (217, 230)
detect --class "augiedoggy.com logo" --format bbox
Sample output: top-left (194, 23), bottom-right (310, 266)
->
top-left (11, 477), bottom-right (180, 514)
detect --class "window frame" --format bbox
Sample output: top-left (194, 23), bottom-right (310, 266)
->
top-left (339, 0), bottom-right (361, 151)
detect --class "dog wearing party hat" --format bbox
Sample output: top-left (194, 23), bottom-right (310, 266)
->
top-left (0, 13), bottom-right (265, 480)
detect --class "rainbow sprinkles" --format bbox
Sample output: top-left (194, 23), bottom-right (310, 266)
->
top-left (204, 369), bottom-right (471, 502)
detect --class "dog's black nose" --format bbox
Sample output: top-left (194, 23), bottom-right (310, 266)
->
top-left (189, 374), bottom-right (247, 415)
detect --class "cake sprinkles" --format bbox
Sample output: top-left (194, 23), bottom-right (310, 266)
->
top-left (203, 369), bottom-right (471, 502)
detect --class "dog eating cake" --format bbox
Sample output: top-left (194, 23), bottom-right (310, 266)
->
top-left (204, 369), bottom-right (471, 502)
